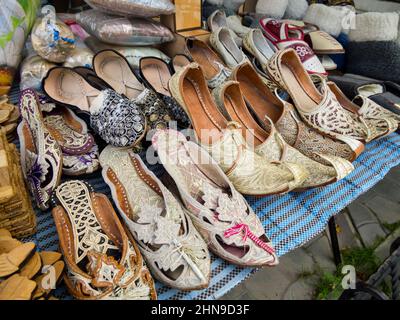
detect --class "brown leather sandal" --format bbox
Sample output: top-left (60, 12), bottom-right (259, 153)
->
top-left (51, 180), bottom-right (157, 300)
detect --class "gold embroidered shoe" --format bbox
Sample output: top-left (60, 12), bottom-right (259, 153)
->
top-left (17, 89), bottom-right (63, 210)
top-left (210, 27), bottom-right (248, 69)
top-left (99, 146), bottom-right (211, 291)
top-left (168, 62), bottom-right (307, 195)
top-left (328, 82), bottom-right (398, 141)
top-left (266, 48), bottom-right (370, 142)
top-left (212, 81), bottom-right (354, 189)
top-left (51, 180), bottom-right (157, 300)
top-left (230, 62), bottom-right (364, 163)
top-left (152, 129), bottom-right (279, 267)
top-left (243, 29), bottom-right (276, 69)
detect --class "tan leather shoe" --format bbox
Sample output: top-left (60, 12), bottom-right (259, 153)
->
top-left (51, 180), bottom-right (157, 300)
top-left (169, 62), bottom-right (307, 195)
top-left (230, 62), bottom-right (364, 162)
top-left (186, 38), bottom-right (231, 89)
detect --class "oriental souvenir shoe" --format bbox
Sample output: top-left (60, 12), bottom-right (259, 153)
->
top-left (213, 81), bottom-right (354, 189)
top-left (51, 180), bottom-right (157, 300)
top-left (17, 89), bottom-right (63, 210)
top-left (243, 29), bottom-right (276, 69)
top-left (92, 50), bottom-right (173, 130)
top-left (207, 10), bottom-right (242, 46)
top-left (138, 56), bottom-right (190, 128)
top-left (43, 67), bottom-right (146, 148)
top-left (152, 129), bottom-right (278, 267)
top-left (39, 101), bottom-right (100, 176)
top-left (328, 82), bottom-right (398, 141)
top-left (210, 27), bottom-right (249, 69)
top-left (169, 63), bottom-right (307, 195)
top-left (100, 146), bottom-right (211, 290)
top-left (186, 38), bottom-right (231, 90)
top-left (259, 19), bottom-right (326, 76)
top-left (230, 62), bottom-right (364, 162)
top-left (266, 49), bottom-right (369, 142)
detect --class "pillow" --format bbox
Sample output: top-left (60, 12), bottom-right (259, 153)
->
top-left (349, 12), bottom-right (399, 42)
top-left (256, 0), bottom-right (289, 19)
top-left (76, 10), bottom-right (174, 46)
top-left (84, 0), bottom-right (175, 17)
top-left (84, 36), bottom-right (170, 68)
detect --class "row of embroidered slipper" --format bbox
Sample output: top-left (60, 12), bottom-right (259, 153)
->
top-left (36, 127), bottom-right (279, 299)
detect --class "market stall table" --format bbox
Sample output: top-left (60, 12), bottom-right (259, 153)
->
top-left (9, 86), bottom-right (400, 300)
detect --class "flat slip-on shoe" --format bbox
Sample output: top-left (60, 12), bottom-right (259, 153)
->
top-left (267, 48), bottom-right (370, 143)
top-left (51, 180), bottom-right (157, 300)
top-left (99, 146), bottom-right (211, 290)
top-left (328, 82), bottom-right (399, 139)
top-left (259, 19), bottom-right (326, 76)
top-left (17, 89), bottom-right (63, 210)
top-left (226, 15), bottom-right (251, 38)
top-left (92, 49), bottom-right (172, 130)
top-left (39, 100), bottom-right (100, 176)
top-left (210, 27), bottom-right (249, 69)
top-left (250, 57), bottom-right (280, 92)
top-left (139, 56), bottom-right (190, 128)
top-left (186, 38), bottom-right (231, 90)
top-left (152, 129), bottom-right (279, 267)
top-left (208, 10), bottom-right (242, 46)
top-left (41, 103), bottom-right (94, 156)
top-left (43, 67), bottom-right (146, 148)
top-left (168, 62), bottom-right (307, 195)
top-left (230, 62), bottom-right (364, 162)
top-left (243, 29), bottom-right (276, 68)
top-left (212, 81), bottom-right (354, 189)
top-left (304, 30), bottom-right (345, 55)
top-left (170, 54), bottom-right (191, 73)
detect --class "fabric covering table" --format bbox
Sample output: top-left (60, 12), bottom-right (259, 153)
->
top-left (10, 87), bottom-right (400, 300)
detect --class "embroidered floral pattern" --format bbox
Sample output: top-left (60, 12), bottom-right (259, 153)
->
top-left (90, 89), bottom-right (146, 147)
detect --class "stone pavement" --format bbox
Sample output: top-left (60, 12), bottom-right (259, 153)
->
top-left (221, 166), bottom-right (400, 300)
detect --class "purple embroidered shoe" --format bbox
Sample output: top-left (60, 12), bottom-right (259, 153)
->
top-left (17, 89), bottom-right (63, 210)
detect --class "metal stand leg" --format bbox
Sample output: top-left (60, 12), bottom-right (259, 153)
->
top-left (328, 216), bottom-right (342, 266)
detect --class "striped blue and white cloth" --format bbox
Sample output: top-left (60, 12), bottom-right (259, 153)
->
top-left (11, 86), bottom-right (400, 300)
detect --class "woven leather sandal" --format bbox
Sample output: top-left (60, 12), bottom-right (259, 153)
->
top-left (99, 146), bottom-right (211, 290)
top-left (51, 180), bottom-right (157, 300)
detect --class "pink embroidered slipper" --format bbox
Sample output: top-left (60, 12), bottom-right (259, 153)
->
top-left (259, 18), bottom-right (327, 76)
top-left (152, 129), bottom-right (279, 267)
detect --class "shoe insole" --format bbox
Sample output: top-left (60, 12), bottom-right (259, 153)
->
top-left (140, 58), bottom-right (171, 96)
top-left (237, 73), bottom-right (283, 123)
top-left (44, 69), bottom-right (100, 113)
top-left (182, 77), bottom-right (226, 144)
top-left (189, 43), bottom-right (221, 79)
top-left (97, 57), bottom-right (144, 100)
top-left (223, 92), bottom-right (266, 146)
top-left (281, 64), bottom-right (321, 113)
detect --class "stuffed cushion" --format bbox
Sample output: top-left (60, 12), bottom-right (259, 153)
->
top-left (84, 0), bottom-right (175, 18)
top-left (76, 10), bottom-right (174, 46)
